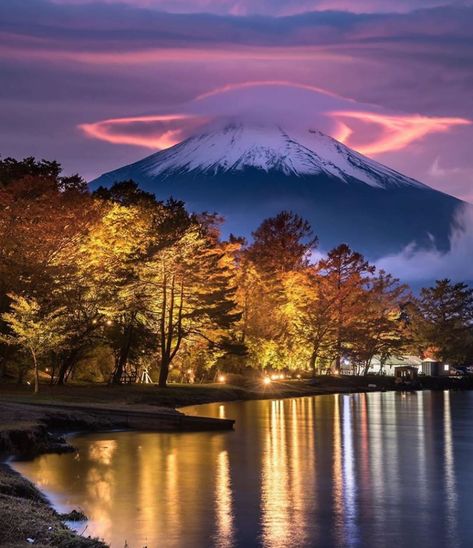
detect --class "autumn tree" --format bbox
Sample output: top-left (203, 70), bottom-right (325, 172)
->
top-left (317, 245), bottom-right (375, 374)
top-left (237, 211), bottom-right (318, 371)
top-left (0, 158), bottom-right (98, 380)
top-left (73, 187), bottom-right (175, 384)
top-left (285, 268), bottom-right (338, 375)
top-left (143, 220), bottom-right (240, 387)
top-left (0, 294), bottom-right (68, 392)
top-left (354, 271), bottom-right (409, 375)
top-left (0, 157), bottom-right (94, 300)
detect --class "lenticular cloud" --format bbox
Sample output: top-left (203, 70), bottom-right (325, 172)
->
top-left (79, 82), bottom-right (470, 158)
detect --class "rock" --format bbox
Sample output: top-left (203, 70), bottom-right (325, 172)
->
top-left (60, 509), bottom-right (88, 521)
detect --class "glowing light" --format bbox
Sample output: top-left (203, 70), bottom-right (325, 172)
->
top-left (263, 377), bottom-right (272, 385)
top-left (218, 375), bottom-right (226, 383)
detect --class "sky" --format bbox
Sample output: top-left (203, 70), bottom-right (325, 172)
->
top-left (1, 0), bottom-right (473, 207)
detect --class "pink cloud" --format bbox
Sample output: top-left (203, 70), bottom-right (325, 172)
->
top-left (78, 82), bottom-right (471, 159)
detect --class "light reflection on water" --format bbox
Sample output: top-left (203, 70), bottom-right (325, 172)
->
top-left (12, 391), bottom-right (473, 548)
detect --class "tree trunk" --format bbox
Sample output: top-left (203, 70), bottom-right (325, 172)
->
top-left (334, 351), bottom-right (341, 375)
top-left (56, 350), bottom-right (79, 385)
top-left (157, 276), bottom-right (184, 389)
top-left (31, 349), bottom-right (39, 394)
top-left (309, 350), bottom-right (317, 377)
top-left (56, 359), bottom-right (69, 385)
top-left (112, 323), bottom-right (134, 385)
top-left (158, 356), bottom-right (169, 388)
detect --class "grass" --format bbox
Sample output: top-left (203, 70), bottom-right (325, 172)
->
top-left (0, 374), bottom-right (399, 409)
top-left (0, 465), bottom-right (106, 547)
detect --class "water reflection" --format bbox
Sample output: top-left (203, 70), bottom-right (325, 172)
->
top-left (443, 391), bottom-right (458, 546)
top-left (342, 396), bottom-right (357, 546)
top-left (215, 450), bottom-right (234, 548)
top-left (13, 391), bottom-right (472, 548)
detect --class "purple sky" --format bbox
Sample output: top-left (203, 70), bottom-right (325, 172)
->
top-left (1, 0), bottom-right (473, 203)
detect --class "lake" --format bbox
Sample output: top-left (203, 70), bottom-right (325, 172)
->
top-left (12, 391), bottom-right (473, 548)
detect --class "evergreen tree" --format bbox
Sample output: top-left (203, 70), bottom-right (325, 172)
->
top-left (414, 279), bottom-right (473, 365)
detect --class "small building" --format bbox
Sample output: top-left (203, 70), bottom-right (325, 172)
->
top-left (368, 355), bottom-right (422, 376)
top-left (394, 366), bottom-right (418, 384)
top-left (421, 359), bottom-right (449, 376)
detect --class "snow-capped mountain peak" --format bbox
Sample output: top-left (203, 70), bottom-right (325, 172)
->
top-left (118, 123), bottom-right (425, 189)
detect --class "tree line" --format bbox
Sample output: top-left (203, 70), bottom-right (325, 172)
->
top-left (1, 157), bottom-right (472, 392)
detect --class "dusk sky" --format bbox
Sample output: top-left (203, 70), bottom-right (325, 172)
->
top-left (1, 0), bottom-right (473, 202)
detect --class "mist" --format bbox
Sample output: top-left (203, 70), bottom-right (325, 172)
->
top-left (376, 204), bottom-right (473, 283)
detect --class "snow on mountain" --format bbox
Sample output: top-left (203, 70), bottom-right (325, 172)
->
top-left (91, 122), bottom-right (463, 259)
top-left (112, 123), bottom-right (426, 190)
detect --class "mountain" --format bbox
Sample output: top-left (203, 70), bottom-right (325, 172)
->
top-left (90, 123), bottom-right (465, 259)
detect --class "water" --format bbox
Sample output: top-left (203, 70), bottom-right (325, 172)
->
top-left (12, 391), bottom-right (473, 548)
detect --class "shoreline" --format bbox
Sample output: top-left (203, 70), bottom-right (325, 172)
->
top-left (0, 463), bottom-right (107, 547)
top-left (1, 376), bottom-right (473, 546)
top-left (0, 397), bottom-right (233, 547)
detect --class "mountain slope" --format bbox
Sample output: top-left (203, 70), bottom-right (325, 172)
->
top-left (91, 123), bottom-right (464, 258)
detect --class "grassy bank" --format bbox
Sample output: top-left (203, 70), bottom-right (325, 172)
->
top-left (0, 375), bottom-right (395, 409)
top-left (0, 465), bottom-right (106, 547)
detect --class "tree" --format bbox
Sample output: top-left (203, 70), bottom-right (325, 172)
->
top-left (143, 224), bottom-right (240, 387)
top-left (413, 279), bottom-right (473, 365)
top-left (72, 197), bottom-right (162, 384)
top-left (285, 268), bottom-right (338, 376)
top-left (317, 245), bottom-right (375, 374)
top-left (246, 211), bottom-right (318, 274)
top-left (354, 271), bottom-right (409, 375)
top-left (0, 294), bottom-right (68, 392)
top-left (0, 158), bottom-right (97, 377)
top-left (238, 212), bottom-right (318, 370)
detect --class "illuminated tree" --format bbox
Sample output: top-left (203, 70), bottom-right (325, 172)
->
top-left (238, 212), bottom-right (318, 370)
top-left (73, 195), bottom-right (165, 384)
top-left (0, 158), bottom-right (98, 381)
top-left (285, 268), bottom-right (337, 375)
top-left (143, 224), bottom-right (240, 387)
top-left (317, 245), bottom-right (375, 374)
top-left (354, 271), bottom-right (409, 375)
top-left (0, 294), bottom-right (68, 393)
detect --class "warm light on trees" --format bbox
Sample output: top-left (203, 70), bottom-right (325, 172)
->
top-left (0, 294), bottom-right (68, 393)
top-left (1, 158), bottom-right (471, 388)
